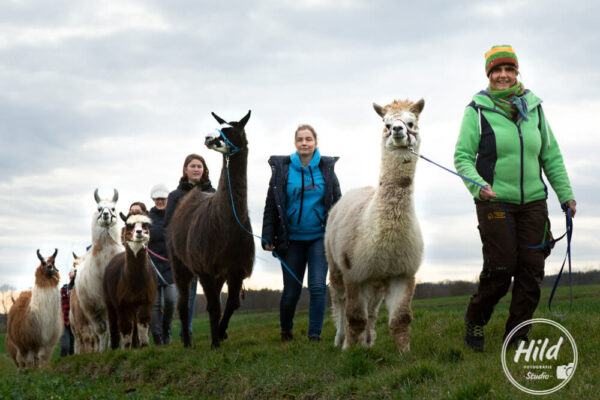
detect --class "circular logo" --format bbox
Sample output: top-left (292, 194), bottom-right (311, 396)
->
top-left (501, 318), bottom-right (577, 395)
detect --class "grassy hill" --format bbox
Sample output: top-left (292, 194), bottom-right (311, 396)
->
top-left (1, 284), bottom-right (597, 399)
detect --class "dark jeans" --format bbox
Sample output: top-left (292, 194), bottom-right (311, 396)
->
top-left (60, 324), bottom-right (74, 356)
top-left (280, 238), bottom-right (328, 338)
top-left (466, 200), bottom-right (550, 339)
top-left (151, 283), bottom-right (178, 342)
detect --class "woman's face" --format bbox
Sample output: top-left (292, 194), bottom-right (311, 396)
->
top-left (129, 205), bottom-right (143, 214)
top-left (153, 198), bottom-right (167, 210)
top-left (295, 129), bottom-right (317, 157)
top-left (489, 64), bottom-right (518, 90)
top-left (185, 159), bottom-right (204, 184)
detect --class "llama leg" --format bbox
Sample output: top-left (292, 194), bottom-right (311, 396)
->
top-left (119, 314), bottom-right (134, 350)
top-left (107, 304), bottom-right (120, 350)
top-left (385, 275), bottom-right (416, 352)
top-left (343, 282), bottom-right (368, 349)
top-left (137, 306), bottom-right (153, 348)
top-left (198, 273), bottom-right (223, 349)
top-left (328, 264), bottom-right (346, 347)
top-left (365, 282), bottom-right (384, 347)
top-left (219, 275), bottom-right (242, 341)
top-left (173, 257), bottom-right (193, 347)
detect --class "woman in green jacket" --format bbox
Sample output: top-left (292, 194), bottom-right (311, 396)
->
top-left (454, 45), bottom-right (576, 352)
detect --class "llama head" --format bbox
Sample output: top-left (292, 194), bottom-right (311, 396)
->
top-left (93, 188), bottom-right (119, 228)
top-left (72, 251), bottom-right (85, 274)
top-left (120, 212), bottom-right (151, 256)
top-left (373, 99), bottom-right (425, 151)
top-left (205, 110), bottom-right (251, 155)
top-left (35, 248), bottom-right (60, 285)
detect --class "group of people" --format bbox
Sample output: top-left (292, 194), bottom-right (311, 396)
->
top-left (59, 44), bottom-right (576, 353)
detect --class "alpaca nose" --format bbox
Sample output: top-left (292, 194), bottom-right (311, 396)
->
top-left (135, 229), bottom-right (142, 235)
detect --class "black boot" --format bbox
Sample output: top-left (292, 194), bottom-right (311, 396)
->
top-left (465, 322), bottom-right (484, 352)
top-left (152, 333), bottom-right (163, 346)
top-left (281, 330), bottom-right (293, 342)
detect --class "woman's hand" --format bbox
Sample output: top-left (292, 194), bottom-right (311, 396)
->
top-left (479, 186), bottom-right (497, 201)
top-left (263, 243), bottom-right (275, 252)
top-left (565, 200), bottom-right (577, 218)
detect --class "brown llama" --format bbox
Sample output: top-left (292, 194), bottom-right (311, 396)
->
top-left (103, 213), bottom-right (156, 349)
top-left (168, 110), bottom-right (254, 348)
top-left (6, 249), bottom-right (63, 370)
top-left (326, 99), bottom-right (425, 352)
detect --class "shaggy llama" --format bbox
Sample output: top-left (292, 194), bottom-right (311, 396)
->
top-left (168, 111), bottom-right (254, 348)
top-left (5, 249), bottom-right (62, 370)
top-left (103, 213), bottom-right (156, 349)
top-left (70, 189), bottom-right (124, 353)
top-left (325, 98), bottom-right (425, 352)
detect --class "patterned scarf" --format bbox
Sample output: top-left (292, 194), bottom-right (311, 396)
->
top-left (485, 82), bottom-right (528, 121)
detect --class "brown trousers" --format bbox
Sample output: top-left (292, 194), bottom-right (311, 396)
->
top-left (465, 199), bottom-right (551, 339)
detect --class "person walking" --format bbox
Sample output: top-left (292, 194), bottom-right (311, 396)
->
top-left (262, 124), bottom-right (341, 342)
top-left (148, 183), bottom-right (177, 345)
top-left (454, 45), bottom-right (576, 352)
top-left (59, 268), bottom-right (76, 356)
top-left (164, 154), bottom-right (216, 338)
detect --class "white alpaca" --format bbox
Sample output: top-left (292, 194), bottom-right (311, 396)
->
top-left (325, 98), bottom-right (424, 352)
top-left (70, 189), bottom-right (123, 353)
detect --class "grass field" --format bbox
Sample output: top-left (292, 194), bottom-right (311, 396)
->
top-left (0, 284), bottom-right (597, 399)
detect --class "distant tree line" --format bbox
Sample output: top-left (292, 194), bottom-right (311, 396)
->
top-left (1, 270), bottom-right (599, 332)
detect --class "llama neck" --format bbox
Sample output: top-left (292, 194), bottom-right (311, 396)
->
top-left (124, 245), bottom-right (151, 285)
top-left (92, 221), bottom-right (121, 248)
top-left (376, 149), bottom-right (418, 211)
top-left (215, 148), bottom-right (249, 220)
top-left (31, 280), bottom-right (59, 313)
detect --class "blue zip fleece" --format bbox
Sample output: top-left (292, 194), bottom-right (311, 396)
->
top-left (286, 149), bottom-right (326, 240)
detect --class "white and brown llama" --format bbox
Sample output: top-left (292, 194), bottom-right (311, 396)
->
top-left (70, 189), bottom-right (123, 353)
top-left (325, 98), bottom-right (425, 352)
top-left (168, 111), bottom-right (254, 348)
top-left (103, 212), bottom-right (156, 349)
top-left (5, 249), bottom-right (63, 370)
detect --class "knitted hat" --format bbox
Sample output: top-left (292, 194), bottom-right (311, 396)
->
top-left (150, 183), bottom-right (169, 199)
top-left (485, 45), bottom-right (518, 76)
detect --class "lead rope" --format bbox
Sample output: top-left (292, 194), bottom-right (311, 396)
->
top-left (409, 147), bottom-right (574, 317)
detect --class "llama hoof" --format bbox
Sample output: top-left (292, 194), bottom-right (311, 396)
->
top-left (211, 342), bottom-right (221, 349)
top-left (219, 331), bottom-right (228, 341)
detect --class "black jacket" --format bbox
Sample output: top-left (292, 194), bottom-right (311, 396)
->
top-left (164, 179), bottom-right (216, 228)
top-left (262, 155), bottom-right (341, 253)
top-left (148, 206), bottom-right (173, 285)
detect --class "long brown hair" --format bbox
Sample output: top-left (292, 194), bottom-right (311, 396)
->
top-left (181, 153), bottom-right (210, 183)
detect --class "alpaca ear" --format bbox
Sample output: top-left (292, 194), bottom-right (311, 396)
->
top-left (238, 110), bottom-right (251, 129)
top-left (411, 98), bottom-right (425, 115)
top-left (211, 112), bottom-right (226, 125)
top-left (120, 212), bottom-right (128, 223)
top-left (373, 103), bottom-right (385, 118)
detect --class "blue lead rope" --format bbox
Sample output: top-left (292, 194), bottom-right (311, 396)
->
top-left (224, 155), bottom-right (304, 287)
top-left (410, 148), bottom-right (574, 317)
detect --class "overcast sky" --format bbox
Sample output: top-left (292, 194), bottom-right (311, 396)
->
top-left (1, 0), bottom-right (598, 292)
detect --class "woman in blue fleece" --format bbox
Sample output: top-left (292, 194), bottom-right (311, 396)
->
top-left (262, 124), bottom-right (341, 342)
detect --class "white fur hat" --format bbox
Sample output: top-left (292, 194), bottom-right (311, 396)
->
top-left (150, 183), bottom-right (169, 199)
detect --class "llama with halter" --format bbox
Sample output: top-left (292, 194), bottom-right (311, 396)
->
top-left (325, 98), bottom-right (425, 352)
top-left (168, 111), bottom-right (254, 348)
top-left (103, 212), bottom-right (156, 349)
top-left (6, 249), bottom-right (62, 370)
top-left (70, 189), bottom-right (123, 353)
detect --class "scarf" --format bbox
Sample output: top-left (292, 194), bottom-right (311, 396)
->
top-left (485, 82), bottom-right (528, 121)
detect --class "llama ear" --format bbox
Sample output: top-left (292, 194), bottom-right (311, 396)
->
top-left (72, 251), bottom-right (78, 259)
top-left (120, 212), bottom-right (128, 222)
top-left (211, 112), bottom-right (227, 125)
top-left (36, 249), bottom-right (45, 263)
top-left (112, 189), bottom-right (119, 203)
top-left (51, 248), bottom-right (58, 259)
top-left (238, 110), bottom-right (251, 129)
top-left (94, 188), bottom-right (101, 204)
top-left (373, 103), bottom-right (385, 118)
top-left (411, 98), bottom-right (425, 115)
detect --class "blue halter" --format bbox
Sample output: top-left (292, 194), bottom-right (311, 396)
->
top-left (217, 128), bottom-right (242, 156)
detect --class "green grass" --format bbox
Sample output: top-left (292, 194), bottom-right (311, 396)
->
top-left (1, 285), bottom-right (598, 399)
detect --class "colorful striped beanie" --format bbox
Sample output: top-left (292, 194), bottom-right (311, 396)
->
top-left (485, 45), bottom-right (518, 76)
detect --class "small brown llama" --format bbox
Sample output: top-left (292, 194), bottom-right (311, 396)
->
top-left (5, 249), bottom-right (63, 370)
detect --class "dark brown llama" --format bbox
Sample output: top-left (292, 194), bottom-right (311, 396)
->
top-left (168, 110), bottom-right (255, 348)
top-left (103, 213), bottom-right (156, 349)
top-left (6, 249), bottom-right (62, 370)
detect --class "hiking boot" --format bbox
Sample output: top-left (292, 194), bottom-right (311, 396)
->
top-left (281, 330), bottom-right (293, 342)
top-left (506, 335), bottom-right (528, 350)
top-left (162, 332), bottom-right (172, 345)
top-left (152, 333), bottom-right (163, 346)
top-left (465, 322), bottom-right (484, 352)
top-left (308, 336), bottom-right (321, 343)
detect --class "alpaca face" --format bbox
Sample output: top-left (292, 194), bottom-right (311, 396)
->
top-left (373, 99), bottom-right (425, 151)
top-left (93, 188), bottom-right (119, 228)
top-left (123, 214), bottom-right (151, 255)
top-left (205, 110), bottom-right (251, 155)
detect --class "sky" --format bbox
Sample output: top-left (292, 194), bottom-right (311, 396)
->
top-left (1, 0), bottom-right (598, 293)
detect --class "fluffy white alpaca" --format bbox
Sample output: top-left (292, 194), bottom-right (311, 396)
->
top-left (325, 98), bottom-right (424, 352)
